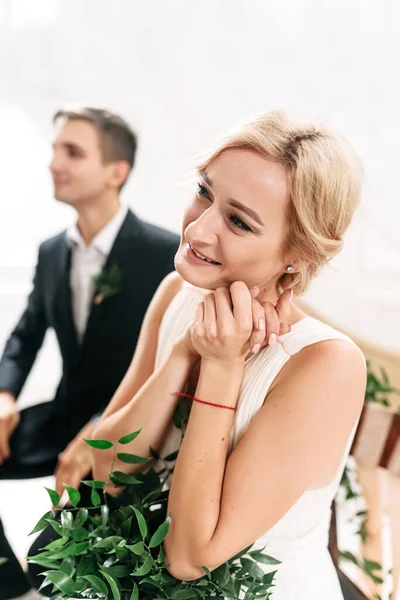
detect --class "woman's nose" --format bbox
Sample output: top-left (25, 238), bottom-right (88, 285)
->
top-left (186, 208), bottom-right (219, 246)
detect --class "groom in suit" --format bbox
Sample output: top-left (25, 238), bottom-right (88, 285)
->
top-left (0, 107), bottom-right (179, 599)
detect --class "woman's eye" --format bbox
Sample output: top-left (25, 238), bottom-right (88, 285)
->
top-left (197, 183), bottom-right (211, 201)
top-left (229, 214), bottom-right (252, 232)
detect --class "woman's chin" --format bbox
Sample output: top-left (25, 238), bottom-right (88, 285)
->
top-left (174, 257), bottom-right (219, 290)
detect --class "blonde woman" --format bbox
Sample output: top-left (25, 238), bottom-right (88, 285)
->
top-left (92, 111), bottom-right (366, 599)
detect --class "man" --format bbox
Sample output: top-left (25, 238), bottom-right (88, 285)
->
top-left (0, 107), bottom-right (179, 599)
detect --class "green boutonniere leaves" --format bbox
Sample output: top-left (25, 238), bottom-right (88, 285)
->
top-left (92, 264), bottom-right (122, 305)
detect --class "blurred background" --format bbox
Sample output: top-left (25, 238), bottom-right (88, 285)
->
top-left (0, 1), bottom-right (399, 598)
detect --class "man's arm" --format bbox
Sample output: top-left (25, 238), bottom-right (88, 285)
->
top-left (0, 246), bottom-right (48, 398)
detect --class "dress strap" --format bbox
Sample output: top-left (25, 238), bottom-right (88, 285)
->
top-left (278, 316), bottom-right (360, 357)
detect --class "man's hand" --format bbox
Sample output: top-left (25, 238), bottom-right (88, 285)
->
top-left (0, 391), bottom-right (19, 464)
top-left (54, 420), bottom-right (95, 501)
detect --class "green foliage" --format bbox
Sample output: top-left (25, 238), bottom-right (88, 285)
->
top-left (340, 551), bottom-right (386, 586)
top-left (28, 432), bottom-right (278, 599)
top-left (337, 360), bottom-right (397, 596)
top-left (92, 264), bottom-right (122, 301)
top-left (365, 360), bottom-right (400, 409)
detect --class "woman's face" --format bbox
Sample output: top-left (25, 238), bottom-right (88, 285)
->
top-left (174, 148), bottom-right (292, 294)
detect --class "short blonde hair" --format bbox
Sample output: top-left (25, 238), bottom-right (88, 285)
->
top-left (197, 110), bottom-right (362, 295)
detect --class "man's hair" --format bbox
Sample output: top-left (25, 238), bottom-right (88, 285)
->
top-left (53, 107), bottom-right (138, 188)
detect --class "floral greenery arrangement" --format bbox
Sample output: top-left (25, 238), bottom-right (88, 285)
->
top-left (27, 429), bottom-right (280, 600)
top-left (92, 264), bottom-right (122, 305)
top-left (338, 361), bottom-right (399, 598)
top-left (365, 360), bottom-right (400, 409)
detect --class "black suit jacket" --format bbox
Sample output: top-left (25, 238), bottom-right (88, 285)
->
top-left (0, 210), bottom-right (180, 455)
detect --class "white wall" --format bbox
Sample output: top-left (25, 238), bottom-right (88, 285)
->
top-left (0, 0), bottom-right (399, 355)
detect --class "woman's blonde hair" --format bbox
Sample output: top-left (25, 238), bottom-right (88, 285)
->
top-left (197, 110), bottom-right (362, 295)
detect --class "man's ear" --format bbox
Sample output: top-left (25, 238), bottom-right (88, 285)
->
top-left (106, 160), bottom-right (131, 189)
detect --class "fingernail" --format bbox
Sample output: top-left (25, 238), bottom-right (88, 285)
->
top-left (289, 289), bottom-right (293, 301)
top-left (268, 334), bottom-right (277, 346)
top-left (251, 343), bottom-right (261, 354)
top-left (258, 318), bottom-right (265, 331)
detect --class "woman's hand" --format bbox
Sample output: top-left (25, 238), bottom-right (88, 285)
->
top-left (247, 287), bottom-right (292, 355)
top-left (190, 282), bottom-right (254, 363)
top-left (174, 284), bottom-right (292, 362)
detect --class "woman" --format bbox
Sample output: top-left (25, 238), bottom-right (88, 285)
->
top-left (92, 110), bottom-right (366, 599)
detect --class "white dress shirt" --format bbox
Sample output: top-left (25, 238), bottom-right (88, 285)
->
top-left (66, 205), bottom-right (128, 343)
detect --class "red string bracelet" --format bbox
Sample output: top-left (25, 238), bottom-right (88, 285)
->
top-left (175, 391), bottom-right (237, 412)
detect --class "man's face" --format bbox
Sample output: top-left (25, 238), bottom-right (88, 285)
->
top-left (50, 119), bottom-right (110, 206)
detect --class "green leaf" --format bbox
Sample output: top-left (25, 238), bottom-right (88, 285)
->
top-left (59, 556), bottom-right (75, 576)
top-left (170, 589), bottom-right (198, 599)
top-left (28, 510), bottom-right (54, 535)
top-left (126, 541), bottom-right (145, 555)
top-left (45, 518), bottom-right (62, 536)
top-left (102, 565), bottom-right (130, 578)
top-left (93, 536), bottom-right (124, 549)
top-left (80, 574), bottom-right (108, 596)
top-left (41, 570), bottom-right (77, 595)
top-left (262, 570), bottom-right (278, 585)
top-left (75, 508), bottom-right (89, 527)
top-left (109, 471), bottom-right (142, 485)
top-left (117, 452), bottom-right (150, 464)
top-left (91, 487), bottom-right (102, 507)
top-left (129, 582), bottom-right (139, 600)
top-left (118, 429), bottom-right (142, 444)
top-left (340, 550), bottom-right (360, 567)
top-left (81, 479), bottom-right (106, 488)
top-left (150, 446), bottom-right (160, 460)
top-left (156, 545), bottom-right (165, 563)
top-left (41, 541), bottom-right (89, 560)
top-left (26, 556), bottom-right (60, 570)
top-left (70, 527), bottom-right (87, 542)
top-left (248, 550), bottom-right (281, 565)
top-left (132, 507), bottom-right (148, 539)
top-left (363, 557), bottom-right (383, 572)
top-left (44, 487), bottom-right (61, 506)
top-left (132, 554), bottom-right (153, 576)
top-left (63, 484), bottom-right (81, 507)
top-left (101, 570), bottom-right (121, 600)
top-left (61, 510), bottom-right (73, 534)
top-left (101, 504), bottom-right (109, 528)
top-left (230, 544), bottom-right (252, 561)
top-left (149, 514), bottom-right (171, 548)
top-left (164, 450), bottom-right (179, 462)
top-left (84, 438), bottom-right (114, 450)
top-left (45, 536), bottom-right (68, 551)
top-left (201, 566), bottom-right (212, 579)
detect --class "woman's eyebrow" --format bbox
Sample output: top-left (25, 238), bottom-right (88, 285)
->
top-left (227, 199), bottom-right (264, 227)
top-left (201, 172), bottom-right (264, 227)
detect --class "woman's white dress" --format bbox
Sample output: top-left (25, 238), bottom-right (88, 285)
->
top-left (154, 283), bottom-right (363, 600)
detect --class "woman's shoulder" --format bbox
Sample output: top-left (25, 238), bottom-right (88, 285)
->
top-left (279, 314), bottom-right (364, 359)
top-left (274, 314), bottom-right (366, 399)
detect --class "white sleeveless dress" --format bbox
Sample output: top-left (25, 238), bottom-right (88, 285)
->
top-left (154, 283), bottom-right (363, 600)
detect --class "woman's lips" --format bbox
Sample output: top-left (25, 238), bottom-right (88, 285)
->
top-left (185, 244), bottom-right (221, 267)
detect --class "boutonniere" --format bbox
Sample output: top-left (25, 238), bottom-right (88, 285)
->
top-left (92, 263), bottom-right (122, 305)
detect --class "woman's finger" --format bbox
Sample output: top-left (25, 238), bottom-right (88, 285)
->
top-left (248, 298), bottom-right (266, 353)
top-left (194, 300), bottom-right (205, 323)
top-left (214, 286), bottom-right (234, 324)
top-left (203, 293), bottom-right (217, 336)
top-left (262, 302), bottom-right (280, 347)
top-left (229, 282), bottom-right (253, 333)
top-left (276, 288), bottom-right (292, 335)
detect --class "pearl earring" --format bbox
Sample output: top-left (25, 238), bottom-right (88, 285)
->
top-left (286, 266), bottom-right (294, 273)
